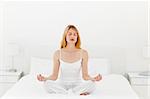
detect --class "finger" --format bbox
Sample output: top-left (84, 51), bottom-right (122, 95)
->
top-left (98, 77), bottom-right (102, 81)
top-left (37, 76), bottom-right (41, 80)
top-left (41, 77), bottom-right (44, 80)
top-left (38, 77), bottom-right (40, 81)
top-left (40, 76), bottom-right (43, 80)
top-left (98, 76), bottom-right (101, 79)
top-left (97, 78), bottom-right (100, 81)
top-left (98, 74), bottom-right (101, 77)
top-left (38, 77), bottom-right (41, 81)
top-left (80, 93), bottom-right (84, 95)
top-left (94, 75), bottom-right (98, 79)
top-left (100, 76), bottom-right (102, 80)
top-left (96, 76), bottom-right (98, 79)
top-left (40, 78), bottom-right (42, 81)
top-left (100, 74), bottom-right (102, 78)
top-left (37, 76), bottom-right (39, 80)
top-left (95, 77), bottom-right (99, 81)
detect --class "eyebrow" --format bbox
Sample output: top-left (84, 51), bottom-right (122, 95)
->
top-left (68, 32), bottom-right (77, 34)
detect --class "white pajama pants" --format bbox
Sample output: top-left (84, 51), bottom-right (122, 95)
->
top-left (43, 80), bottom-right (96, 95)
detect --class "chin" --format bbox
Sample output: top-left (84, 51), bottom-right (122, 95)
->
top-left (68, 41), bottom-right (76, 44)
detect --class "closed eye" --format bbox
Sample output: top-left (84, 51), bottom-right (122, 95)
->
top-left (74, 33), bottom-right (77, 36)
top-left (68, 32), bottom-right (72, 36)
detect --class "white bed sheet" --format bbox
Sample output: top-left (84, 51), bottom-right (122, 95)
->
top-left (1, 74), bottom-right (139, 99)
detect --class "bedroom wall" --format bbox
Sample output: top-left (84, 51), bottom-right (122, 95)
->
top-left (0, 1), bottom-right (149, 75)
top-left (0, 3), bottom-right (4, 69)
top-left (148, 1), bottom-right (150, 70)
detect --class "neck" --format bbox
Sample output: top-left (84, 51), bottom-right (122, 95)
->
top-left (66, 43), bottom-right (76, 50)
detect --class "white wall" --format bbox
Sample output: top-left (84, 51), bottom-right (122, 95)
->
top-left (0, 2), bottom-right (4, 69)
top-left (0, 1), bottom-right (149, 74)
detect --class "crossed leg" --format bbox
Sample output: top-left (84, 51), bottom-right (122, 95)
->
top-left (72, 80), bottom-right (96, 95)
top-left (43, 80), bottom-right (68, 94)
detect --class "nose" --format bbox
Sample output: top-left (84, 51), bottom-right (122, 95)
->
top-left (70, 34), bottom-right (75, 38)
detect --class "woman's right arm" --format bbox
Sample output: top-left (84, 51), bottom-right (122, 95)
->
top-left (37, 50), bottom-right (60, 81)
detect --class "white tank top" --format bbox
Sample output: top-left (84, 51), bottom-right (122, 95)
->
top-left (59, 49), bottom-right (82, 83)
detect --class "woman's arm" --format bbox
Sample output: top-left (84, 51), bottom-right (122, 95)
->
top-left (37, 50), bottom-right (60, 81)
top-left (81, 49), bottom-right (92, 80)
top-left (81, 49), bottom-right (102, 81)
top-left (46, 50), bottom-right (60, 80)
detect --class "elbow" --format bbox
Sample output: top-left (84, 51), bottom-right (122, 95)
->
top-left (83, 78), bottom-right (88, 81)
top-left (51, 76), bottom-right (57, 80)
top-left (82, 75), bottom-right (89, 80)
top-left (52, 78), bottom-right (57, 81)
top-left (52, 76), bottom-right (58, 81)
top-left (50, 75), bottom-right (58, 81)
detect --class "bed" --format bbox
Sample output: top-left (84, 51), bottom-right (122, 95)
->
top-left (1, 57), bottom-right (139, 99)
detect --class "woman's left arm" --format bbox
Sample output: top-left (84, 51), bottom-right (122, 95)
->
top-left (81, 49), bottom-right (102, 81)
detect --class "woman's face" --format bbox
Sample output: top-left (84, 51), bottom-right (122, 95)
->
top-left (66, 28), bottom-right (78, 44)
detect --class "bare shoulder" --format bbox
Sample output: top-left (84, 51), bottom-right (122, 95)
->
top-left (81, 49), bottom-right (88, 57)
top-left (53, 50), bottom-right (60, 59)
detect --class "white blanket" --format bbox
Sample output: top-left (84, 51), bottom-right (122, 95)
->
top-left (1, 74), bottom-right (139, 99)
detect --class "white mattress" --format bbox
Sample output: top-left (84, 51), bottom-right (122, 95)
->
top-left (1, 74), bottom-right (139, 99)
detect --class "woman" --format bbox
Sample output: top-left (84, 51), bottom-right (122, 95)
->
top-left (37, 25), bottom-right (102, 95)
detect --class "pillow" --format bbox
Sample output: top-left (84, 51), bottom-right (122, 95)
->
top-left (30, 57), bottom-right (53, 75)
top-left (88, 58), bottom-right (111, 76)
top-left (30, 57), bottom-right (111, 76)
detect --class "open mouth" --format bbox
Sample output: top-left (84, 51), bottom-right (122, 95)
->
top-left (70, 39), bottom-right (74, 41)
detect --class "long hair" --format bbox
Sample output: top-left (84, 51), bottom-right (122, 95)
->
top-left (60, 25), bottom-right (81, 49)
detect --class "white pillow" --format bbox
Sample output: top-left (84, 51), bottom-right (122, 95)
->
top-left (88, 58), bottom-right (111, 76)
top-left (30, 57), bottom-right (53, 75)
top-left (30, 57), bottom-right (111, 76)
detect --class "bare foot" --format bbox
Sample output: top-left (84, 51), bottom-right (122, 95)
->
top-left (80, 92), bottom-right (90, 96)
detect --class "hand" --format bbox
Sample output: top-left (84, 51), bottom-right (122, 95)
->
top-left (37, 74), bottom-right (46, 81)
top-left (92, 74), bottom-right (102, 82)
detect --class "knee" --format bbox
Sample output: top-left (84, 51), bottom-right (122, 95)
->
top-left (43, 80), bottom-right (54, 89)
top-left (84, 80), bottom-right (96, 92)
top-left (43, 80), bottom-right (55, 93)
top-left (72, 80), bottom-right (96, 95)
top-left (84, 80), bottom-right (96, 87)
top-left (44, 80), bottom-right (51, 86)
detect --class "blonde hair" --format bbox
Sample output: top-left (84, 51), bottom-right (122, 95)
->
top-left (60, 25), bottom-right (81, 49)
